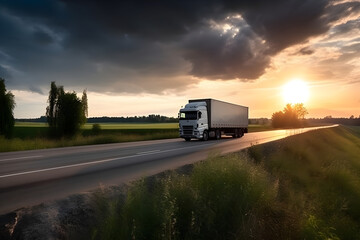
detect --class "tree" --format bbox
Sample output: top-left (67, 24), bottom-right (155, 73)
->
top-left (293, 103), bottom-right (308, 119)
top-left (0, 78), bottom-right (15, 138)
top-left (81, 89), bottom-right (88, 125)
top-left (46, 82), bottom-right (64, 132)
top-left (271, 111), bottom-right (285, 128)
top-left (271, 103), bottom-right (308, 128)
top-left (46, 82), bottom-right (87, 137)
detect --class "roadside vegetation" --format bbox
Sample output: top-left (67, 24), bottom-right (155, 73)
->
top-left (272, 103), bottom-right (308, 128)
top-left (0, 78), bottom-right (15, 138)
top-left (0, 123), bottom-right (179, 152)
top-left (88, 126), bottom-right (360, 239)
top-left (0, 122), bottom-right (271, 152)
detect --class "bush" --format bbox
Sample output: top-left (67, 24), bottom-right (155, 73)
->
top-left (92, 124), bottom-right (101, 135)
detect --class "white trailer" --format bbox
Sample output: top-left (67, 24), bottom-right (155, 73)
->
top-left (179, 98), bottom-right (248, 141)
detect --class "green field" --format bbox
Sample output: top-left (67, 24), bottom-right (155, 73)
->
top-left (83, 122), bottom-right (178, 129)
top-left (0, 122), bottom-right (179, 152)
top-left (87, 126), bottom-right (360, 239)
top-left (0, 122), bottom-right (272, 152)
top-left (247, 124), bottom-right (272, 132)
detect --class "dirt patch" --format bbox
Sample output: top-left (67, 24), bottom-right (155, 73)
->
top-left (0, 194), bottom-right (95, 240)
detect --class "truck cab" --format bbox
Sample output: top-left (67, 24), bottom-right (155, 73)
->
top-left (179, 102), bottom-right (208, 141)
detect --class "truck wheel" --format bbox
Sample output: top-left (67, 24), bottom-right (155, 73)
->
top-left (215, 129), bottom-right (221, 140)
top-left (202, 130), bottom-right (209, 141)
top-left (238, 129), bottom-right (244, 138)
top-left (185, 137), bottom-right (191, 142)
top-left (233, 129), bottom-right (238, 138)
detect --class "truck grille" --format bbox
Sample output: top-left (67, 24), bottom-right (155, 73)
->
top-left (182, 125), bottom-right (193, 135)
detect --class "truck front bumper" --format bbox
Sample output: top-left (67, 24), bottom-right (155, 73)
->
top-left (180, 130), bottom-right (202, 139)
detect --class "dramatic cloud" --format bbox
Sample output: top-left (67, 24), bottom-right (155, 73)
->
top-left (298, 47), bottom-right (315, 55)
top-left (0, 0), bottom-right (359, 94)
top-left (182, 18), bottom-right (270, 79)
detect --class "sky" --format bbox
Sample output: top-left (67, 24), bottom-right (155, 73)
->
top-left (1, 0), bottom-right (360, 119)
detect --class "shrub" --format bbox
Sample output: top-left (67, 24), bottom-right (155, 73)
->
top-left (92, 124), bottom-right (101, 135)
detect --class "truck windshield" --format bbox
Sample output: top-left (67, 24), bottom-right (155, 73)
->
top-left (179, 111), bottom-right (197, 120)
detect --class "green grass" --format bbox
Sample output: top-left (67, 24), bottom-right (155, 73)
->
top-left (0, 122), bottom-right (178, 152)
top-left (90, 154), bottom-right (280, 240)
top-left (87, 126), bottom-right (360, 239)
top-left (247, 126), bottom-right (360, 239)
top-left (15, 122), bottom-right (48, 127)
top-left (13, 125), bottom-right (49, 139)
top-left (83, 122), bottom-right (178, 129)
top-left (0, 130), bottom-right (178, 152)
top-left (0, 122), bottom-right (272, 152)
top-left (248, 124), bottom-right (273, 132)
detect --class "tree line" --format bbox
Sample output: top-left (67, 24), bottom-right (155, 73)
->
top-left (270, 103), bottom-right (360, 128)
top-left (307, 116), bottom-right (360, 126)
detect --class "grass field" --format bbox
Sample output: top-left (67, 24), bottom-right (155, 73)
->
top-left (0, 122), bottom-right (272, 152)
top-left (0, 122), bottom-right (179, 152)
top-left (83, 123), bottom-right (178, 129)
top-left (12, 122), bottom-right (178, 138)
top-left (247, 124), bottom-right (272, 132)
top-left (87, 126), bottom-right (360, 239)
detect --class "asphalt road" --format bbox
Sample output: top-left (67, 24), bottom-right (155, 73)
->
top-left (0, 125), bottom-right (336, 214)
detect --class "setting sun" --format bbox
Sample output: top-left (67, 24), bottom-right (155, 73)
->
top-left (283, 79), bottom-right (309, 104)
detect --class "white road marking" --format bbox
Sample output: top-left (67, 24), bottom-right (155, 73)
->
top-left (0, 144), bottom-right (213, 179)
top-left (0, 125), bottom-right (338, 179)
top-left (137, 150), bottom-right (161, 155)
top-left (0, 155), bottom-right (43, 162)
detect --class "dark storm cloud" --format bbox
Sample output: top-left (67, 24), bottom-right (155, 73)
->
top-left (0, 0), bottom-right (357, 93)
top-left (237, 0), bottom-right (329, 52)
top-left (29, 85), bottom-right (43, 94)
top-left (33, 28), bottom-right (54, 45)
top-left (0, 65), bottom-right (11, 80)
top-left (183, 23), bottom-right (270, 79)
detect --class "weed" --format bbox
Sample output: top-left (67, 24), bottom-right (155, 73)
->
top-left (88, 126), bottom-right (360, 239)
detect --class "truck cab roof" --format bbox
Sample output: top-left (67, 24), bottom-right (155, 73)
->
top-left (184, 101), bottom-right (207, 110)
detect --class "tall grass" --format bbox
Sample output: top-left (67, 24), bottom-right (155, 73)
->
top-left (247, 126), bottom-right (360, 239)
top-left (88, 126), bottom-right (360, 240)
top-left (0, 130), bottom-right (178, 152)
top-left (90, 154), bottom-right (297, 240)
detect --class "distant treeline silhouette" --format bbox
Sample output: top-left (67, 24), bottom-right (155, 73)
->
top-left (17, 114), bottom-right (178, 123)
top-left (307, 116), bottom-right (360, 126)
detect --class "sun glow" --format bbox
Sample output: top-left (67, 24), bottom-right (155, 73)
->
top-left (283, 79), bottom-right (309, 104)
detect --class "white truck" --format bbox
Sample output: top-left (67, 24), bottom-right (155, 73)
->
top-left (179, 98), bottom-right (248, 141)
